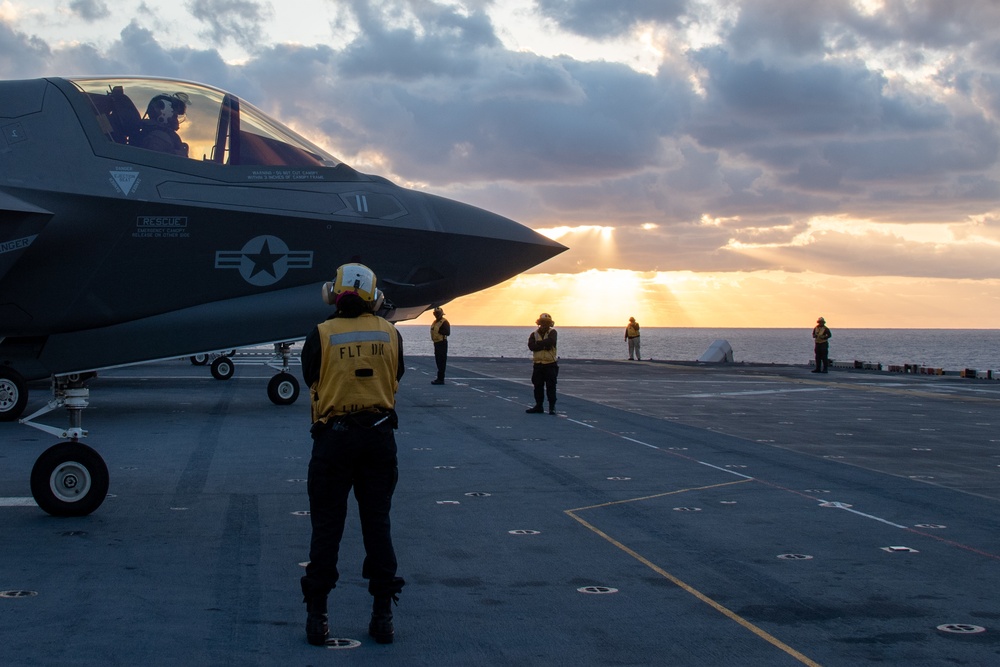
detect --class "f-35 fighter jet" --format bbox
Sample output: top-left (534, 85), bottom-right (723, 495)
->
top-left (0, 76), bottom-right (565, 515)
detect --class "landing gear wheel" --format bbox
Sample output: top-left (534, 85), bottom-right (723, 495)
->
top-left (30, 442), bottom-right (109, 517)
top-left (211, 356), bottom-right (235, 380)
top-left (0, 366), bottom-right (28, 422)
top-left (190, 354), bottom-right (209, 366)
top-left (267, 372), bottom-right (300, 405)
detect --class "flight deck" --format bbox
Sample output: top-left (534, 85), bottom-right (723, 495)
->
top-left (1, 355), bottom-right (998, 666)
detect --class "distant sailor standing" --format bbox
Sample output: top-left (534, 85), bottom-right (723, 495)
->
top-left (429, 307), bottom-right (450, 385)
top-left (625, 317), bottom-right (641, 360)
top-left (299, 263), bottom-right (406, 646)
top-left (526, 312), bottom-right (559, 415)
top-left (812, 316), bottom-right (832, 373)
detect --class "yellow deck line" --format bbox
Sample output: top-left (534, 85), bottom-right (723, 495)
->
top-left (565, 480), bottom-right (823, 667)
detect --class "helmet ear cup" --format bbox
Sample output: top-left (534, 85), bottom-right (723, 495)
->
top-left (322, 281), bottom-right (336, 305)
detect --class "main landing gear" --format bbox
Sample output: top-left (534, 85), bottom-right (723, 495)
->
top-left (19, 373), bottom-right (109, 517)
top-left (267, 342), bottom-right (300, 406)
top-left (188, 347), bottom-right (298, 404)
top-left (188, 350), bottom-right (237, 381)
top-left (0, 366), bottom-right (29, 422)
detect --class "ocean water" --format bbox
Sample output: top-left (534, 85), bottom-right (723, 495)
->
top-left (396, 326), bottom-right (1000, 371)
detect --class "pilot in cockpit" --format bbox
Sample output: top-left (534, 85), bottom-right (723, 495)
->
top-left (136, 93), bottom-right (190, 157)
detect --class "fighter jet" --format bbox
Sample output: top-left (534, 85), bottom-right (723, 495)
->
top-left (0, 76), bottom-right (565, 516)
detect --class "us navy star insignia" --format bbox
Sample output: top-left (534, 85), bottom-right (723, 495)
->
top-left (215, 235), bottom-right (313, 286)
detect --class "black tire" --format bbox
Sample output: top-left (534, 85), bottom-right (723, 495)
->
top-left (211, 356), bottom-right (235, 380)
top-left (0, 366), bottom-right (28, 422)
top-left (190, 354), bottom-right (209, 366)
top-left (30, 442), bottom-right (109, 517)
top-left (267, 372), bottom-right (300, 405)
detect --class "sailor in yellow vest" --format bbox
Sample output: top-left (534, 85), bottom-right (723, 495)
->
top-left (526, 312), bottom-right (559, 414)
top-left (812, 316), bottom-right (832, 373)
top-left (299, 263), bottom-right (405, 646)
top-left (429, 307), bottom-right (450, 385)
top-left (625, 317), bottom-right (641, 360)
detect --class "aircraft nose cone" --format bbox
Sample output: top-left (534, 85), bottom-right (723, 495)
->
top-left (372, 191), bottom-right (567, 314)
top-left (424, 193), bottom-right (566, 276)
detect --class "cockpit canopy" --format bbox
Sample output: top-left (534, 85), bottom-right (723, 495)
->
top-left (72, 77), bottom-right (342, 168)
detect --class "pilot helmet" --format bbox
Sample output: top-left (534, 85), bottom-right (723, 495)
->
top-left (323, 263), bottom-right (378, 306)
top-left (146, 93), bottom-right (189, 131)
top-left (536, 312), bottom-right (554, 326)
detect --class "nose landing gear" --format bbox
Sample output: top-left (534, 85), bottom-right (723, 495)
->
top-left (267, 342), bottom-right (300, 406)
top-left (20, 373), bottom-right (109, 517)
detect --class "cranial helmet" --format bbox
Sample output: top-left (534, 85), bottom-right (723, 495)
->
top-left (146, 93), bottom-right (188, 131)
top-left (433, 307), bottom-right (444, 317)
top-left (536, 312), bottom-right (554, 326)
top-left (322, 263), bottom-right (378, 306)
top-left (817, 316), bottom-right (826, 324)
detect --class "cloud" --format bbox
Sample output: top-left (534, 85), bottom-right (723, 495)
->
top-left (289, 49), bottom-right (691, 184)
top-left (727, 226), bottom-right (1000, 280)
top-left (186, 0), bottom-right (273, 53)
top-left (724, 1), bottom-right (1000, 59)
top-left (339, 0), bottom-right (500, 79)
top-left (690, 48), bottom-right (891, 137)
top-left (69, 0), bottom-right (111, 21)
top-left (534, 0), bottom-right (688, 39)
top-left (0, 18), bottom-right (51, 77)
top-left (106, 20), bottom-right (234, 83)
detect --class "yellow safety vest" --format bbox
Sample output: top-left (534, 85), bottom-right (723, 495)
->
top-left (626, 323), bottom-right (640, 339)
top-left (311, 313), bottom-right (399, 423)
top-left (813, 326), bottom-right (831, 344)
top-left (430, 319), bottom-right (448, 343)
top-left (532, 330), bottom-right (558, 365)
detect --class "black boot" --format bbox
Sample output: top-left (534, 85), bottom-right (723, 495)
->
top-left (301, 579), bottom-right (329, 646)
top-left (304, 597), bottom-right (328, 646)
top-left (369, 594), bottom-right (397, 644)
top-left (548, 402), bottom-right (556, 415)
top-left (525, 405), bottom-right (543, 413)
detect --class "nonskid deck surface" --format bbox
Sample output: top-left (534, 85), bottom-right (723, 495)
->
top-left (1, 356), bottom-right (998, 666)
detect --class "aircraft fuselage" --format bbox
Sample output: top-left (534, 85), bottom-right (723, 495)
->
top-left (0, 76), bottom-right (564, 380)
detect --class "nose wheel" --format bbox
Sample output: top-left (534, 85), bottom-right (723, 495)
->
top-left (266, 342), bottom-right (300, 405)
top-left (267, 372), bottom-right (299, 405)
top-left (30, 441), bottom-right (109, 517)
top-left (20, 374), bottom-right (109, 516)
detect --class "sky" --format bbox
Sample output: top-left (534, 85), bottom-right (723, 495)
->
top-left (2, 0), bottom-right (999, 328)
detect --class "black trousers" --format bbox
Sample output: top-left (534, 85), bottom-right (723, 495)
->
top-left (814, 342), bottom-right (830, 371)
top-left (531, 362), bottom-right (559, 407)
top-left (433, 340), bottom-right (448, 381)
top-left (302, 423), bottom-right (404, 598)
